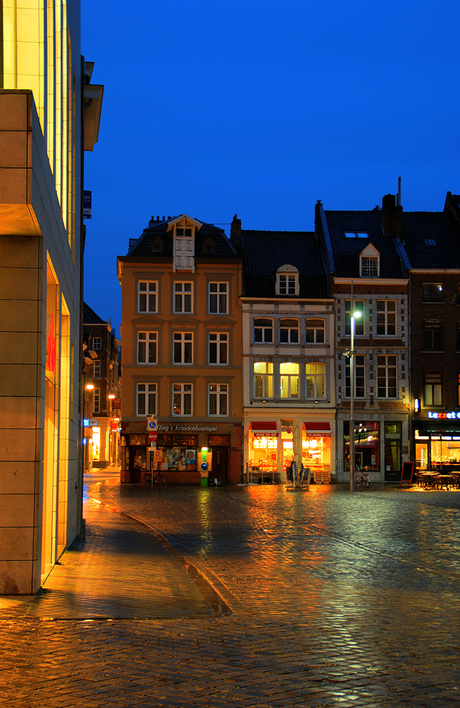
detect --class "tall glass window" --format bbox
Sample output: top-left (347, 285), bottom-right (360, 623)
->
top-left (254, 362), bottom-right (274, 398)
top-left (305, 362), bottom-right (326, 399)
top-left (376, 300), bottom-right (396, 336)
top-left (280, 362), bottom-right (299, 398)
top-left (345, 354), bottom-right (365, 397)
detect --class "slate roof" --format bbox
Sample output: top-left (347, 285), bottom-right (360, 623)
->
top-left (241, 230), bottom-right (329, 299)
top-left (83, 302), bottom-right (107, 325)
top-left (324, 210), bottom-right (406, 278)
top-left (125, 217), bottom-right (238, 259)
top-left (401, 211), bottom-right (460, 269)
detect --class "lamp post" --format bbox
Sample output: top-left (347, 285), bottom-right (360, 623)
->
top-left (349, 311), bottom-right (361, 492)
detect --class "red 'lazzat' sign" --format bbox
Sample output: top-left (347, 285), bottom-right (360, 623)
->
top-left (46, 314), bottom-right (57, 374)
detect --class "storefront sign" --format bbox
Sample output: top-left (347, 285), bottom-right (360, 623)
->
top-left (428, 411), bottom-right (460, 419)
top-left (253, 437), bottom-right (277, 449)
top-left (158, 424), bottom-right (219, 432)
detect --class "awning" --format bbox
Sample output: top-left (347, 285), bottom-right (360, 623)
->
top-left (251, 422), bottom-right (278, 437)
top-left (304, 422), bottom-right (331, 437)
top-left (415, 421), bottom-right (460, 435)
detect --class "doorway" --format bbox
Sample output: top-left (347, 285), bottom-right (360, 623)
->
top-left (210, 447), bottom-right (228, 484)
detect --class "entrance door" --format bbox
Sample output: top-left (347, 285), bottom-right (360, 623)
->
top-left (211, 447), bottom-right (228, 484)
top-left (129, 446), bottom-right (147, 482)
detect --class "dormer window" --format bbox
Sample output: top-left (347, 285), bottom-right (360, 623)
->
top-left (276, 265), bottom-right (299, 296)
top-left (167, 215), bottom-right (202, 272)
top-left (359, 243), bottom-right (380, 278)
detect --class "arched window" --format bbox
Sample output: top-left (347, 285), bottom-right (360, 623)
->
top-left (253, 318), bottom-right (274, 343)
top-left (280, 319), bottom-right (299, 343)
top-left (305, 319), bottom-right (325, 344)
top-left (280, 362), bottom-right (299, 398)
top-left (276, 265), bottom-right (299, 296)
top-left (254, 362), bottom-right (274, 398)
top-left (305, 362), bottom-right (326, 399)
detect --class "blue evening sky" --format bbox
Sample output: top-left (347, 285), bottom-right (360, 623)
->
top-left (81, 0), bottom-right (460, 335)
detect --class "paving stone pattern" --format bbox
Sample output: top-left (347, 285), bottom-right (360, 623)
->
top-left (1, 475), bottom-right (460, 707)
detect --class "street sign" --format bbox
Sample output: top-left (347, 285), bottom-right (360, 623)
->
top-left (146, 417), bottom-right (157, 431)
top-left (112, 397), bottom-right (121, 409)
top-left (89, 418), bottom-right (98, 426)
top-left (148, 432), bottom-right (157, 442)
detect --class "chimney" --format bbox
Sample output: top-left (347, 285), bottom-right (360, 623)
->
top-left (382, 194), bottom-right (403, 238)
top-left (230, 214), bottom-right (242, 251)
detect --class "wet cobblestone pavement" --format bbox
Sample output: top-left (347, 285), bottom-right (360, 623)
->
top-left (1, 472), bottom-right (460, 707)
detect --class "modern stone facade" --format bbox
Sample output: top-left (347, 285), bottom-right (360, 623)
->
top-left (0, 2), bottom-right (102, 594)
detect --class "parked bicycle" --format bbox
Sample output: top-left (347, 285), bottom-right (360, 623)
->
top-left (355, 467), bottom-right (370, 488)
top-left (142, 470), bottom-right (168, 486)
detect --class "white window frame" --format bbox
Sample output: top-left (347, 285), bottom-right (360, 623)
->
top-left (345, 354), bottom-right (365, 398)
top-left (138, 281), bottom-right (158, 313)
top-left (93, 360), bottom-right (101, 378)
top-left (305, 362), bottom-right (326, 399)
top-left (280, 319), bottom-right (299, 344)
top-left (344, 300), bottom-right (365, 336)
top-left (376, 300), bottom-right (396, 336)
top-left (360, 256), bottom-right (379, 278)
top-left (173, 332), bottom-right (193, 364)
top-left (209, 332), bottom-right (228, 365)
top-left (253, 362), bottom-right (274, 399)
top-left (305, 319), bottom-right (325, 344)
top-left (137, 331), bottom-right (158, 364)
top-left (208, 383), bottom-right (228, 416)
top-left (174, 281), bottom-right (193, 313)
top-left (253, 318), bottom-right (274, 343)
top-left (377, 355), bottom-right (397, 398)
top-left (277, 273), bottom-right (297, 295)
top-left (93, 337), bottom-right (101, 350)
top-left (279, 362), bottom-right (299, 399)
top-left (93, 387), bottom-right (101, 414)
top-left (136, 383), bottom-right (157, 416)
top-left (208, 282), bottom-right (228, 314)
top-left (172, 383), bottom-right (193, 416)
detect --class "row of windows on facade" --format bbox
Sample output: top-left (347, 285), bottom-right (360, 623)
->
top-left (138, 281), bottom-right (229, 314)
top-left (136, 280), bottom-right (458, 315)
top-left (90, 369), bottom-right (456, 417)
top-left (254, 358), bottom-right (399, 400)
top-left (136, 383), bottom-right (229, 417)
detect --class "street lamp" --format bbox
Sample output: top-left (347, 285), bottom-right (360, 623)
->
top-left (349, 311), bottom-right (361, 492)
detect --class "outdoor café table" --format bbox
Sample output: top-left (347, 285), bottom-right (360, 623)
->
top-left (416, 471), bottom-right (438, 488)
top-left (433, 474), bottom-right (454, 490)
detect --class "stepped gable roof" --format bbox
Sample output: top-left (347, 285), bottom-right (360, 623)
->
top-left (241, 230), bottom-right (329, 299)
top-left (126, 216), bottom-right (238, 259)
top-left (324, 210), bottom-right (405, 278)
top-left (83, 302), bottom-right (107, 325)
top-left (401, 211), bottom-right (460, 269)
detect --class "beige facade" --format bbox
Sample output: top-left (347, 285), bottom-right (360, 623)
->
top-left (117, 215), bottom-right (243, 485)
top-left (0, 2), bottom-right (102, 594)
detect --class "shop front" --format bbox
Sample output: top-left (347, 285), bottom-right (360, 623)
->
top-left (120, 421), bottom-right (241, 484)
top-left (246, 418), bottom-right (334, 483)
top-left (414, 416), bottom-right (460, 472)
top-left (340, 417), bottom-right (407, 483)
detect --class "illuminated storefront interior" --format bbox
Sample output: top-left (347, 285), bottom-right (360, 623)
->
top-left (248, 421), bottom-right (332, 481)
top-left (343, 421), bottom-right (380, 472)
top-left (415, 430), bottom-right (460, 469)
